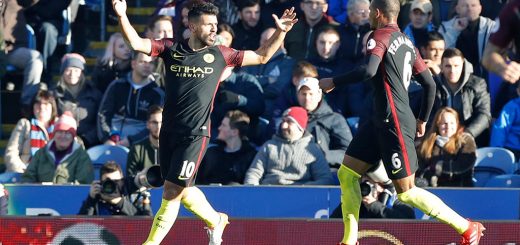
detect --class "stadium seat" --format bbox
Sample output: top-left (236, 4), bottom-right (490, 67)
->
top-left (484, 174), bottom-right (520, 188)
top-left (87, 145), bottom-right (129, 180)
top-left (473, 147), bottom-right (516, 187)
top-left (346, 117), bottom-right (360, 135)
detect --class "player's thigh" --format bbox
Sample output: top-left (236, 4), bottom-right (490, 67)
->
top-left (378, 122), bottom-right (418, 180)
top-left (344, 121), bottom-right (382, 174)
top-left (160, 134), bottom-right (209, 187)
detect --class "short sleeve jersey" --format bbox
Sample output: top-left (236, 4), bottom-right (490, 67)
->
top-left (488, 0), bottom-right (520, 62)
top-left (150, 39), bottom-right (244, 136)
top-left (365, 24), bottom-right (427, 125)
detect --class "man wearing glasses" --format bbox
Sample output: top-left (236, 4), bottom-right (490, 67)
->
top-left (285, 0), bottom-right (333, 61)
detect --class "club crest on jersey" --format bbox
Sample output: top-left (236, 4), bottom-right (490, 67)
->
top-left (367, 39), bottom-right (376, 50)
top-left (203, 53), bottom-right (215, 63)
top-left (171, 51), bottom-right (184, 61)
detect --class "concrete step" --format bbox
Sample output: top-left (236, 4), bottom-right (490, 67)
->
top-left (106, 24), bottom-right (146, 34)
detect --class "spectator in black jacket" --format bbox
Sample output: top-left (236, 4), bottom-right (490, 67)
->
top-left (231, 0), bottom-right (264, 50)
top-left (97, 52), bottom-right (165, 147)
top-left (197, 110), bottom-right (257, 185)
top-left (297, 77), bottom-right (352, 168)
top-left (91, 32), bottom-right (132, 92)
top-left (78, 161), bottom-right (152, 216)
top-left (433, 48), bottom-right (491, 146)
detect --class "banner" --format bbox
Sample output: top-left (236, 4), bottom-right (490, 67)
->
top-left (0, 217), bottom-right (519, 244)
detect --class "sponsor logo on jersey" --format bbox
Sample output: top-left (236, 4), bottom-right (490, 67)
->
top-left (170, 64), bottom-right (214, 78)
top-left (203, 53), bottom-right (215, 63)
top-left (391, 168), bottom-right (403, 175)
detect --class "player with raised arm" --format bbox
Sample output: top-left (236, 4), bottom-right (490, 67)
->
top-left (319, 0), bottom-right (485, 244)
top-left (111, 1), bottom-right (297, 244)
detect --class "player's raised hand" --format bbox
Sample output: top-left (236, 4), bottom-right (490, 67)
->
top-left (319, 78), bottom-right (335, 93)
top-left (112, 0), bottom-right (127, 17)
top-left (416, 119), bottom-right (427, 138)
top-left (272, 7), bottom-right (298, 32)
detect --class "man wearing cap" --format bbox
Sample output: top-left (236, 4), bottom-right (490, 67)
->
top-left (22, 111), bottom-right (94, 184)
top-left (438, 0), bottom-right (495, 78)
top-left (403, 0), bottom-right (436, 49)
top-left (244, 106), bottom-right (333, 185)
top-left (297, 77), bottom-right (352, 169)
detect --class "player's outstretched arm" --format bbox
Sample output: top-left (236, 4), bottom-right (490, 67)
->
top-left (319, 54), bottom-right (381, 93)
top-left (241, 7), bottom-right (298, 66)
top-left (482, 42), bottom-right (520, 84)
top-left (112, 0), bottom-right (152, 55)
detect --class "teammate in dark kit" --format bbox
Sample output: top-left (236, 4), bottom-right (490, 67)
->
top-left (319, 0), bottom-right (485, 244)
top-left (482, 0), bottom-right (520, 84)
top-left (112, 0), bottom-right (297, 244)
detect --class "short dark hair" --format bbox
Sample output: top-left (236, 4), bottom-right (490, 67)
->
top-left (426, 31), bottom-right (444, 43)
top-left (225, 110), bottom-right (250, 138)
top-left (371, 0), bottom-right (400, 19)
top-left (147, 105), bottom-right (163, 120)
top-left (148, 15), bottom-right (173, 31)
top-left (237, 0), bottom-right (260, 11)
top-left (100, 161), bottom-right (123, 179)
top-left (442, 48), bottom-right (464, 60)
top-left (188, 2), bottom-right (219, 23)
top-left (31, 89), bottom-right (58, 121)
top-left (218, 23), bottom-right (235, 38)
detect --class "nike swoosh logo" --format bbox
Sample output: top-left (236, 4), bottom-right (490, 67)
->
top-left (173, 53), bottom-right (184, 59)
top-left (391, 168), bottom-right (402, 175)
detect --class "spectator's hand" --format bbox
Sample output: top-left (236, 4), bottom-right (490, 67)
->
top-left (217, 89), bottom-right (240, 105)
top-left (89, 181), bottom-right (101, 199)
top-left (319, 78), bottom-right (335, 93)
top-left (119, 137), bottom-right (130, 147)
top-left (424, 59), bottom-right (441, 75)
top-left (112, 0), bottom-right (127, 17)
top-left (416, 119), bottom-right (427, 137)
top-left (500, 61), bottom-right (520, 84)
top-left (453, 17), bottom-right (468, 31)
top-left (362, 192), bottom-right (377, 205)
top-left (273, 7), bottom-right (298, 32)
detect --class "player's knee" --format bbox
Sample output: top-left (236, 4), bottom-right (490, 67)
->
top-left (397, 187), bottom-right (416, 204)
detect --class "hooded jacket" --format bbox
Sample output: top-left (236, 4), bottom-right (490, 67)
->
top-left (433, 60), bottom-right (491, 138)
top-left (244, 132), bottom-right (333, 185)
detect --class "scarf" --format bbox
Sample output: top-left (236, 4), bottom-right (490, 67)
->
top-left (30, 118), bottom-right (54, 156)
top-left (435, 135), bottom-right (450, 148)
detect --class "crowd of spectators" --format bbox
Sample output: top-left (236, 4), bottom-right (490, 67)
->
top-left (0, 0), bottom-right (519, 215)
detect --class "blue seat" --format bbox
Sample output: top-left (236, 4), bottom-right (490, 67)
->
top-left (473, 147), bottom-right (516, 187)
top-left (346, 117), bottom-right (360, 136)
top-left (87, 145), bottom-right (129, 180)
top-left (484, 174), bottom-right (520, 188)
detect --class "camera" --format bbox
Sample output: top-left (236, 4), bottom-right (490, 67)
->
top-left (134, 165), bottom-right (164, 189)
top-left (360, 180), bottom-right (376, 197)
top-left (100, 179), bottom-right (120, 195)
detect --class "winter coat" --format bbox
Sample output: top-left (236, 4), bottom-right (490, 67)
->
top-left (4, 118), bottom-right (53, 173)
top-left (418, 133), bottom-right (477, 187)
top-left (337, 21), bottom-right (371, 63)
top-left (22, 139), bottom-right (93, 184)
top-left (126, 138), bottom-right (159, 178)
top-left (78, 194), bottom-right (152, 216)
top-left (53, 80), bottom-right (103, 147)
top-left (491, 97), bottom-right (520, 151)
top-left (197, 141), bottom-right (257, 185)
top-left (307, 100), bottom-right (352, 166)
top-left (244, 132), bottom-right (333, 185)
top-left (433, 60), bottom-right (491, 138)
top-left (91, 60), bottom-right (132, 93)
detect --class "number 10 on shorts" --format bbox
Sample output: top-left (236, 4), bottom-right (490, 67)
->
top-left (179, 160), bottom-right (196, 179)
